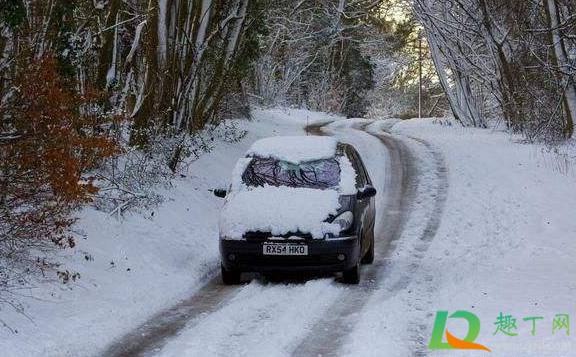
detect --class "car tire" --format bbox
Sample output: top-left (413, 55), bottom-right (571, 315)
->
top-left (361, 229), bottom-right (375, 264)
top-left (342, 261), bottom-right (361, 284)
top-left (221, 264), bottom-right (241, 285)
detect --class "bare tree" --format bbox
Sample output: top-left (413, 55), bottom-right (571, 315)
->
top-left (414, 0), bottom-right (575, 140)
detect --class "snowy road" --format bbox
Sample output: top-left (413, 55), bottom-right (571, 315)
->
top-left (100, 121), bottom-right (447, 357)
top-left (6, 111), bottom-right (574, 357)
top-left (291, 124), bottom-right (420, 357)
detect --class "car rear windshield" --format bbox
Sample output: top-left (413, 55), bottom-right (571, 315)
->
top-left (242, 157), bottom-right (341, 189)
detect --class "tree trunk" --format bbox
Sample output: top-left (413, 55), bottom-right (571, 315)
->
top-left (96, 0), bottom-right (122, 90)
top-left (545, 0), bottom-right (575, 138)
top-left (129, 0), bottom-right (159, 148)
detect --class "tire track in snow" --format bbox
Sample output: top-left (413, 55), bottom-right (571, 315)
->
top-left (401, 135), bottom-right (449, 356)
top-left (100, 276), bottom-right (240, 357)
top-left (343, 130), bottom-right (449, 357)
top-left (153, 279), bottom-right (344, 357)
top-left (290, 127), bottom-right (418, 357)
top-left (291, 125), bottom-right (449, 357)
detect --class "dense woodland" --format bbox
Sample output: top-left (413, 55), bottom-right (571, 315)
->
top-left (0, 0), bottom-right (574, 308)
top-left (415, 0), bottom-right (576, 139)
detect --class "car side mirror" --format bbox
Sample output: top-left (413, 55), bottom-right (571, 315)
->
top-left (357, 185), bottom-right (377, 199)
top-left (213, 188), bottom-right (227, 198)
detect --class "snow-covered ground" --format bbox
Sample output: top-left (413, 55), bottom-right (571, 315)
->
top-left (347, 118), bottom-right (576, 356)
top-left (154, 279), bottom-right (343, 357)
top-left (3, 111), bottom-right (576, 357)
top-left (0, 109), bottom-right (340, 357)
top-left (155, 116), bottom-right (576, 357)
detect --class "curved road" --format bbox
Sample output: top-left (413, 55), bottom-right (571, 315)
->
top-left (291, 123), bottom-right (418, 357)
top-left (100, 121), bottom-right (447, 357)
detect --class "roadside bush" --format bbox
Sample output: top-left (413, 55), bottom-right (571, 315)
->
top-left (0, 55), bottom-right (118, 310)
top-left (92, 119), bottom-right (248, 217)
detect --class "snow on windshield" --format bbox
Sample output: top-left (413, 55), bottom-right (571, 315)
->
top-left (246, 136), bottom-right (338, 164)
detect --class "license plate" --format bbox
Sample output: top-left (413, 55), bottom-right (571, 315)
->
top-left (263, 243), bottom-right (308, 256)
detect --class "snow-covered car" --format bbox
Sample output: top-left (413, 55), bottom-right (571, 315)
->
top-left (214, 136), bottom-right (376, 284)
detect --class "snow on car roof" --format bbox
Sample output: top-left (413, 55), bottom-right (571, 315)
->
top-left (246, 136), bottom-right (338, 164)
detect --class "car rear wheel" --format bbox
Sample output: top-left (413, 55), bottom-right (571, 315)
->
top-left (221, 264), bottom-right (241, 285)
top-left (361, 229), bottom-right (375, 264)
top-left (342, 261), bottom-right (361, 284)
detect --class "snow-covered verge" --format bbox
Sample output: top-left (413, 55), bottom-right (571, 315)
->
top-left (347, 118), bottom-right (576, 356)
top-left (0, 108), bottom-right (340, 357)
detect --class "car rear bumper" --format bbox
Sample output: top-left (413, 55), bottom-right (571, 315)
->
top-left (220, 237), bottom-right (360, 273)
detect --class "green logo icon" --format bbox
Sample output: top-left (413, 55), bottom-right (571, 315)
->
top-left (429, 310), bottom-right (491, 352)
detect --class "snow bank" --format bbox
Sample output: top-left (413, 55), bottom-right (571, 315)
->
top-left (251, 107), bottom-right (342, 127)
top-left (220, 186), bottom-right (341, 239)
top-left (325, 118), bottom-right (374, 131)
top-left (344, 118), bottom-right (576, 356)
top-left (246, 135), bottom-right (337, 164)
